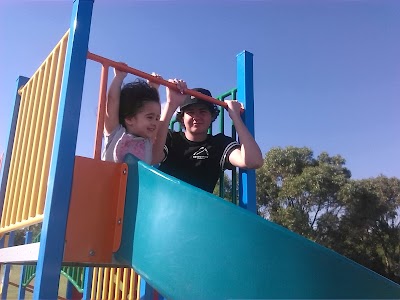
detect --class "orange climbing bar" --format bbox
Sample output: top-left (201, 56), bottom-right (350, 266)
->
top-left (92, 64), bottom-right (108, 160)
top-left (87, 51), bottom-right (228, 108)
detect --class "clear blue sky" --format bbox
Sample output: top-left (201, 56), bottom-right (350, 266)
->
top-left (1, 0), bottom-right (399, 179)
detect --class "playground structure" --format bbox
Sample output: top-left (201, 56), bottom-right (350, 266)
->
top-left (0, 0), bottom-right (399, 299)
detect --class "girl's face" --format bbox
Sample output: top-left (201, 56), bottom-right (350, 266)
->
top-left (125, 101), bottom-right (161, 139)
top-left (182, 104), bottom-right (212, 135)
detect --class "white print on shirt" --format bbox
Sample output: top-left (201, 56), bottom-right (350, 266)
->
top-left (192, 147), bottom-right (209, 160)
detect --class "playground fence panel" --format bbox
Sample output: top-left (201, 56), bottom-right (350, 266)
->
top-left (0, 31), bottom-right (69, 235)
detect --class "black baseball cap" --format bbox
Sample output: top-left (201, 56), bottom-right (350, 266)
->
top-left (180, 88), bottom-right (217, 112)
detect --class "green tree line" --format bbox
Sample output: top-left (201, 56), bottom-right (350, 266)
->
top-left (256, 146), bottom-right (400, 284)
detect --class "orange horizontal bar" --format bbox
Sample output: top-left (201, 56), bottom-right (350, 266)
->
top-left (87, 51), bottom-right (240, 110)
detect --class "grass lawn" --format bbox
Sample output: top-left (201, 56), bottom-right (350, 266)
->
top-left (1, 265), bottom-right (68, 299)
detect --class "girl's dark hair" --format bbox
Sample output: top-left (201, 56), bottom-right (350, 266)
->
top-left (119, 79), bottom-right (160, 127)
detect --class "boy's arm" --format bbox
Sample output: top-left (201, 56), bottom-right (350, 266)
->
top-left (104, 65), bottom-right (127, 136)
top-left (226, 100), bottom-right (264, 169)
top-left (152, 79), bottom-right (187, 165)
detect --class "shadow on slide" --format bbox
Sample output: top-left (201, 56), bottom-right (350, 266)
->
top-left (115, 154), bottom-right (400, 300)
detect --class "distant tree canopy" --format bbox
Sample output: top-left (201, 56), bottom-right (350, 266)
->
top-left (256, 146), bottom-right (400, 284)
top-left (214, 174), bottom-right (233, 201)
top-left (14, 223), bottom-right (42, 246)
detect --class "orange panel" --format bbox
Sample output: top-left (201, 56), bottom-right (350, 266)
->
top-left (64, 156), bottom-right (127, 264)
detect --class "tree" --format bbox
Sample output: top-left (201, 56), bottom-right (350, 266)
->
top-left (256, 146), bottom-right (400, 284)
top-left (13, 223), bottom-right (42, 245)
top-left (214, 173), bottom-right (236, 203)
top-left (256, 146), bottom-right (350, 239)
top-left (336, 176), bottom-right (400, 283)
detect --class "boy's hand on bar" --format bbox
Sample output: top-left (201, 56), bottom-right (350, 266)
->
top-left (225, 100), bottom-right (244, 120)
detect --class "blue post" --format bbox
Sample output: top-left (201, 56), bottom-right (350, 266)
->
top-left (18, 231), bottom-right (33, 300)
top-left (82, 267), bottom-right (93, 300)
top-left (236, 51), bottom-right (256, 213)
top-left (66, 280), bottom-right (82, 300)
top-left (140, 280), bottom-right (156, 300)
top-left (0, 232), bottom-right (15, 300)
top-left (33, 0), bottom-right (94, 299)
top-left (140, 279), bottom-right (166, 300)
top-left (0, 76), bottom-right (29, 216)
top-left (66, 281), bottom-right (73, 299)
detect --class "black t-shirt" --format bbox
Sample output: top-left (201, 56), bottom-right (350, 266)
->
top-left (158, 131), bottom-right (240, 193)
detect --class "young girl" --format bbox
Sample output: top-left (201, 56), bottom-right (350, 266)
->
top-left (102, 64), bottom-right (186, 164)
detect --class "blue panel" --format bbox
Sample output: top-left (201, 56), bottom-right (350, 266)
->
top-left (66, 281), bottom-right (74, 300)
top-left (82, 267), bottom-right (93, 300)
top-left (0, 76), bottom-right (29, 216)
top-left (18, 231), bottom-right (32, 300)
top-left (140, 279), bottom-right (158, 300)
top-left (115, 155), bottom-right (400, 300)
top-left (0, 232), bottom-right (15, 300)
top-left (236, 51), bottom-right (256, 212)
top-left (33, 1), bottom-right (94, 299)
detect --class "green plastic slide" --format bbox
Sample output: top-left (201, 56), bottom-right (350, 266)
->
top-left (115, 154), bottom-right (400, 299)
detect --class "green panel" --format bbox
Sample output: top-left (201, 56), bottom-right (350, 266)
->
top-left (61, 266), bottom-right (85, 293)
top-left (115, 154), bottom-right (400, 300)
top-left (23, 265), bottom-right (36, 287)
top-left (23, 233), bottom-right (40, 287)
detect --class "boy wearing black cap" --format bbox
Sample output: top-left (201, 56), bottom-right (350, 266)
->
top-left (153, 87), bottom-right (263, 193)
